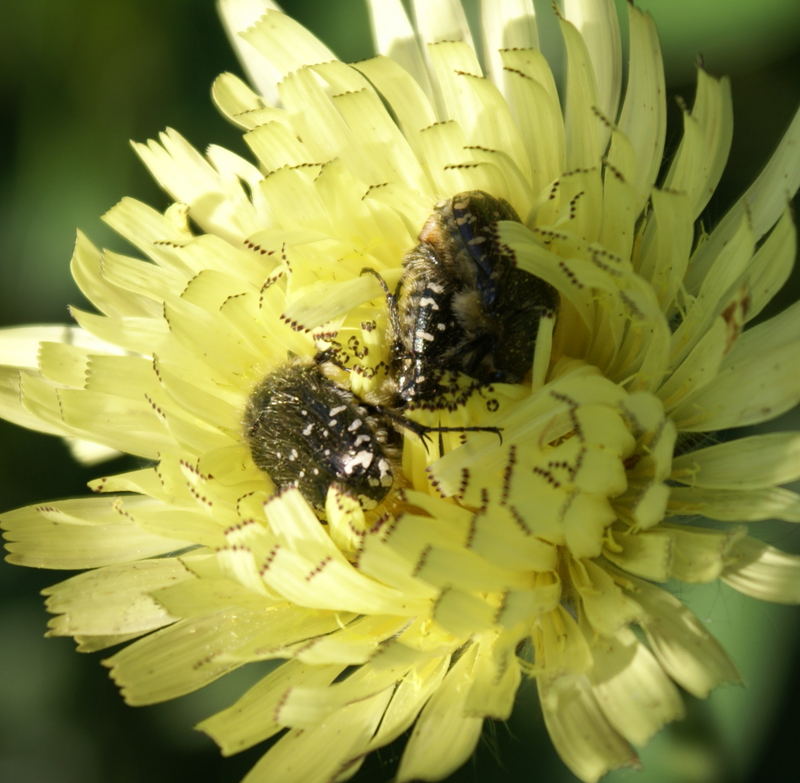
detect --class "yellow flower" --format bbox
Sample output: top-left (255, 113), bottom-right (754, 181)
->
top-left (2, 1), bottom-right (799, 781)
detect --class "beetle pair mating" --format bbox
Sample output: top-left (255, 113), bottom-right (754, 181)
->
top-left (244, 191), bottom-right (557, 512)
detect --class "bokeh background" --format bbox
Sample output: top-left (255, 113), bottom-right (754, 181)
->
top-left (1, 1), bottom-right (798, 781)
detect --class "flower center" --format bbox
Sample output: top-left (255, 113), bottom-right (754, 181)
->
top-left (426, 359), bottom-right (675, 561)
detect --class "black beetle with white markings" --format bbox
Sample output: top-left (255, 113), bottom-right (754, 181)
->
top-left (387, 190), bottom-right (557, 405)
top-left (244, 362), bottom-right (399, 511)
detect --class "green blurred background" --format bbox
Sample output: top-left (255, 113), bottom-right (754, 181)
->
top-left (0, 1), bottom-right (798, 781)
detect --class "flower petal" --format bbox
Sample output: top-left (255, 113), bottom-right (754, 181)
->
top-left (538, 673), bottom-right (638, 783)
top-left (629, 577), bottom-right (741, 697)
top-left (198, 660), bottom-right (343, 754)
top-left (44, 559), bottom-right (186, 637)
top-left (397, 644), bottom-right (484, 782)
top-left (1, 497), bottom-right (192, 569)
top-left (667, 486), bottom-right (800, 523)
top-left (616, 4), bottom-right (666, 212)
top-left (673, 431), bottom-right (800, 489)
top-left (688, 105), bottom-right (800, 290)
top-left (589, 628), bottom-right (684, 747)
top-left (723, 536), bottom-right (800, 603)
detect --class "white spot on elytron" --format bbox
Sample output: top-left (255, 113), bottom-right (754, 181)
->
top-left (329, 405), bottom-right (346, 416)
top-left (300, 409), bottom-right (308, 416)
top-left (289, 448), bottom-right (298, 461)
top-left (348, 418), bottom-right (362, 432)
top-left (328, 419), bottom-right (337, 427)
top-left (312, 468), bottom-right (320, 476)
top-left (324, 449), bottom-right (331, 456)
top-left (354, 434), bottom-right (370, 447)
top-left (342, 450), bottom-right (373, 475)
top-left (302, 423), bottom-right (313, 436)
top-left (436, 322), bottom-right (446, 331)
top-left (417, 330), bottom-right (435, 342)
top-left (298, 470), bottom-right (305, 478)
top-left (359, 494), bottom-right (378, 509)
top-left (419, 296), bottom-right (440, 309)
top-left (378, 458), bottom-right (392, 486)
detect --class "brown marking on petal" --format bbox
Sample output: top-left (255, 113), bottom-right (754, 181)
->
top-left (463, 144), bottom-right (499, 154)
top-left (378, 513), bottom-right (400, 541)
top-left (243, 239), bottom-right (275, 256)
top-left (258, 270), bottom-right (284, 310)
top-left (112, 498), bottom-right (135, 521)
top-left (312, 329), bottom-right (339, 342)
top-left (466, 509), bottom-right (480, 549)
top-left (187, 485), bottom-right (213, 508)
top-left (260, 544), bottom-right (280, 574)
top-left (721, 288), bottom-right (750, 353)
top-left (331, 87), bottom-right (368, 99)
top-left (235, 491), bottom-right (257, 516)
top-left (493, 590), bottom-right (510, 625)
top-left (279, 312), bottom-right (312, 333)
top-left (179, 271), bottom-right (204, 299)
top-left (306, 555), bottom-right (333, 581)
top-left (502, 65), bottom-right (536, 83)
top-left (289, 162), bottom-right (326, 172)
top-left (412, 544), bottom-right (432, 577)
top-left (220, 291), bottom-right (247, 310)
top-left (151, 354), bottom-right (164, 383)
top-left (571, 448), bottom-right (584, 479)
top-left (179, 459), bottom-right (214, 481)
top-left (557, 260), bottom-right (585, 289)
top-left (602, 157), bottom-right (627, 182)
top-left (509, 505), bottom-right (531, 535)
top-left (362, 182), bottom-right (389, 199)
top-left (591, 105), bottom-right (615, 129)
top-left (568, 191), bottom-right (585, 220)
top-left (453, 69), bottom-right (485, 80)
top-left (192, 651), bottom-right (220, 670)
top-left (273, 687), bottom-right (292, 724)
top-left (533, 465), bottom-right (561, 488)
top-left (144, 393), bottom-right (166, 421)
top-left (557, 457), bottom-right (579, 481)
top-left (154, 462), bottom-right (168, 489)
top-left (152, 239), bottom-right (189, 248)
top-left (420, 119), bottom-right (458, 133)
top-left (501, 445), bottom-right (517, 505)
top-left (589, 247), bottom-right (624, 276)
top-left (619, 290), bottom-right (646, 319)
top-left (458, 467), bottom-right (470, 498)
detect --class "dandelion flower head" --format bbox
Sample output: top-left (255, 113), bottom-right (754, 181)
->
top-left (2, 1), bottom-right (800, 781)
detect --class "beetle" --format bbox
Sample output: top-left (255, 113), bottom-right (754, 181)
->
top-left (244, 362), bottom-right (399, 511)
top-left (386, 190), bottom-right (557, 406)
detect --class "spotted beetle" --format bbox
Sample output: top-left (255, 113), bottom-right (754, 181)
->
top-left (387, 190), bottom-right (557, 405)
top-left (244, 360), bottom-right (501, 512)
top-left (244, 362), bottom-right (399, 511)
